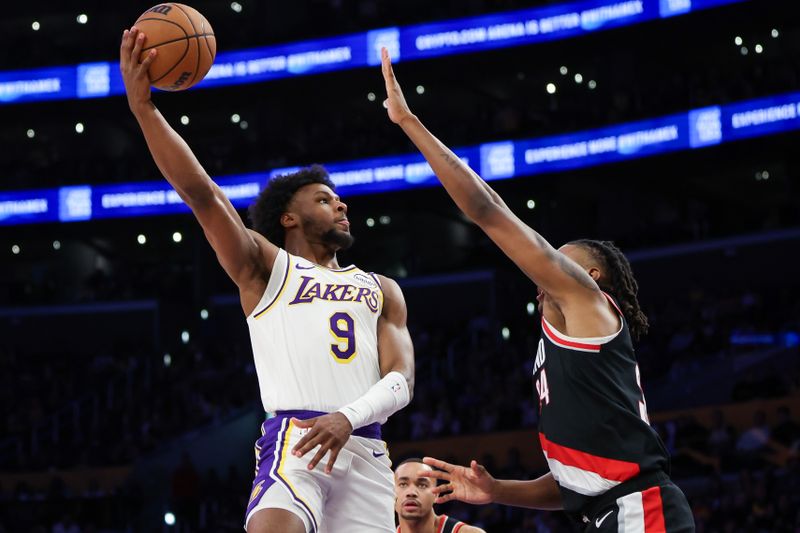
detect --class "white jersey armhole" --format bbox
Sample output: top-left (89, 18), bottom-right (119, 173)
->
top-left (542, 293), bottom-right (624, 346)
top-left (247, 249), bottom-right (291, 320)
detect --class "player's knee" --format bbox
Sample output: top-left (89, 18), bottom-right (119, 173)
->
top-left (246, 508), bottom-right (307, 533)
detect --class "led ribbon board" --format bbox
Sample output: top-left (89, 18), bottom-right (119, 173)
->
top-left (1, 89), bottom-right (798, 226)
top-left (0, 0), bottom-right (743, 105)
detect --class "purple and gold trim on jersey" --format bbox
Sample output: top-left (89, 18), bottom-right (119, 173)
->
top-left (253, 258), bottom-right (292, 319)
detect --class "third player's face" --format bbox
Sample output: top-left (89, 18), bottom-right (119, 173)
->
top-left (394, 462), bottom-right (436, 521)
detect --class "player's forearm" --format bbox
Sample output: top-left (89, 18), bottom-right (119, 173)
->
top-left (491, 473), bottom-right (563, 510)
top-left (130, 102), bottom-right (215, 206)
top-left (397, 115), bottom-right (504, 222)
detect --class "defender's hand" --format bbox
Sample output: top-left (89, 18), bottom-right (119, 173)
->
top-left (380, 47), bottom-right (416, 125)
top-left (291, 413), bottom-right (353, 474)
top-left (422, 457), bottom-right (497, 505)
top-left (120, 27), bottom-right (157, 112)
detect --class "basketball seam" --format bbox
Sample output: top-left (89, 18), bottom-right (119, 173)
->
top-left (203, 35), bottom-right (215, 61)
top-left (151, 39), bottom-right (191, 84)
top-left (202, 18), bottom-right (216, 61)
top-left (142, 33), bottom-right (213, 52)
top-left (136, 16), bottom-right (191, 80)
top-left (172, 3), bottom-right (202, 87)
top-left (135, 17), bottom-right (188, 41)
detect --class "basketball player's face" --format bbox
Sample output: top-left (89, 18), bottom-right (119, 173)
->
top-left (292, 184), bottom-right (354, 250)
top-left (394, 462), bottom-right (436, 521)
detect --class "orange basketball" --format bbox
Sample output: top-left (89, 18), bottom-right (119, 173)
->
top-left (133, 3), bottom-right (216, 91)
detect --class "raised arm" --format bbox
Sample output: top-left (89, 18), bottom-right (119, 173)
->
top-left (422, 457), bottom-right (563, 511)
top-left (380, 48), bottom-right (599, 310)
top-left (120, 27), bottom-right (277, 314)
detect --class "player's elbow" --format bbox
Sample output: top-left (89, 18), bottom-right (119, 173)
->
top-left (178, 174), bottom-right (217, 208)
top-left (469, 199), bottom-right (508, 230)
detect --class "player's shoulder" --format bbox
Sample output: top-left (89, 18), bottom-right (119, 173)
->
top-left (456, 525), bottom-right (486, 533)
top-left (373, 274), bottom-right (404, 299)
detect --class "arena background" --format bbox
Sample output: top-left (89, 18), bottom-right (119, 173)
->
top-left (1, 1), bottom-right (799, 531)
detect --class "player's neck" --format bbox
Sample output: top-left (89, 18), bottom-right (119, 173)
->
top-left (398, 513), bottom-right (438, 533)
top-left (285, 238), bottom-right (341, 269)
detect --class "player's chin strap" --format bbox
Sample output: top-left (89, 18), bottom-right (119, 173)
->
top-left (337, 371), bottom-right (410, 430)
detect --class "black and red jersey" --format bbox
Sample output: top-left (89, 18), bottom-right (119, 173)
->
top-left (532, 293), bottom-right (669, 513)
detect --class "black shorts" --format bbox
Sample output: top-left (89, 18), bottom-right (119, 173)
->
top-left (581, 481), bottom-right (694, 533)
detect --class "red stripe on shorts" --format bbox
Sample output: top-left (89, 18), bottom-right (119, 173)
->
top-left (642, 485), bottom-right (667, 533)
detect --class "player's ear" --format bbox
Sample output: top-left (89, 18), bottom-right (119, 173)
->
top-left (281, 212), bottom-right (297, 229)
top-left (588, 267), bottom-right (601, 282)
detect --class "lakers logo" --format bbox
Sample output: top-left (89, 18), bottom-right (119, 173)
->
top-left (249, 480), bottom-right (265, 504)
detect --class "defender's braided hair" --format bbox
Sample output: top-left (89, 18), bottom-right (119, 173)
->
top-left (568, 239), bottom-right (649, 340)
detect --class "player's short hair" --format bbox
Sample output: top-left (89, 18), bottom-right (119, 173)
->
top-left (394, 457), bottom-right (425, 471)
top-left (248, 165), bottom-right (335, 247)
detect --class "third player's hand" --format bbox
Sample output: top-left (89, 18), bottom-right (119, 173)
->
top-left (421, 457), bottom-right (497, 505)
top-left (291, 413), bottom-right (353, 474)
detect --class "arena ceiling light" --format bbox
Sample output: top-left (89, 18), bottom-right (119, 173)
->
top-left (26, 129), bottom-right (35, 139)
top-left (53, 240), bottom-right (61, 250)
top-left (230, 2), bottom-right (243, 13)
top-left (77, 14), bottom-right (88, 24)
top-left (230, 113), bottom-right (241, 123)
top-left (546, 83), bottom-right (556, 94)
top-left (31, 21), bottom-right (40, 31)
top-left (574, 73), bottom-right (583, 84)
top-left (172, 231), bottom-right (182, 243)
top-left (137, 234), bottom-right (147, 245)
top-left (588, 80), bottom-right (597, 90)
top-left (75, 122), bottom-right (84, 134)
top-left (180, 115), bottom-right (190, 125)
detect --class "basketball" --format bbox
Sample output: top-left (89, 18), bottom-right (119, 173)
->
top-left (133, 3), bottom-right (216, 91)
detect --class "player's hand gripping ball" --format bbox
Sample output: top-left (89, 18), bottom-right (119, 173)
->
top-left (133, 3), bottom-right (216, 91)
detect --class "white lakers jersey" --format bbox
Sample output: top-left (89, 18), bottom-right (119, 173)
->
top-left (246, 249), bottom-right (384, 414)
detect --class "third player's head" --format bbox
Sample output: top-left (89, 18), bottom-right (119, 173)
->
top-left (394, 458), bottom-right (437, 523)
top-left (249, 165), bottom-right (353, 252)
top-left (544, 239), bottom-right (649, 340)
